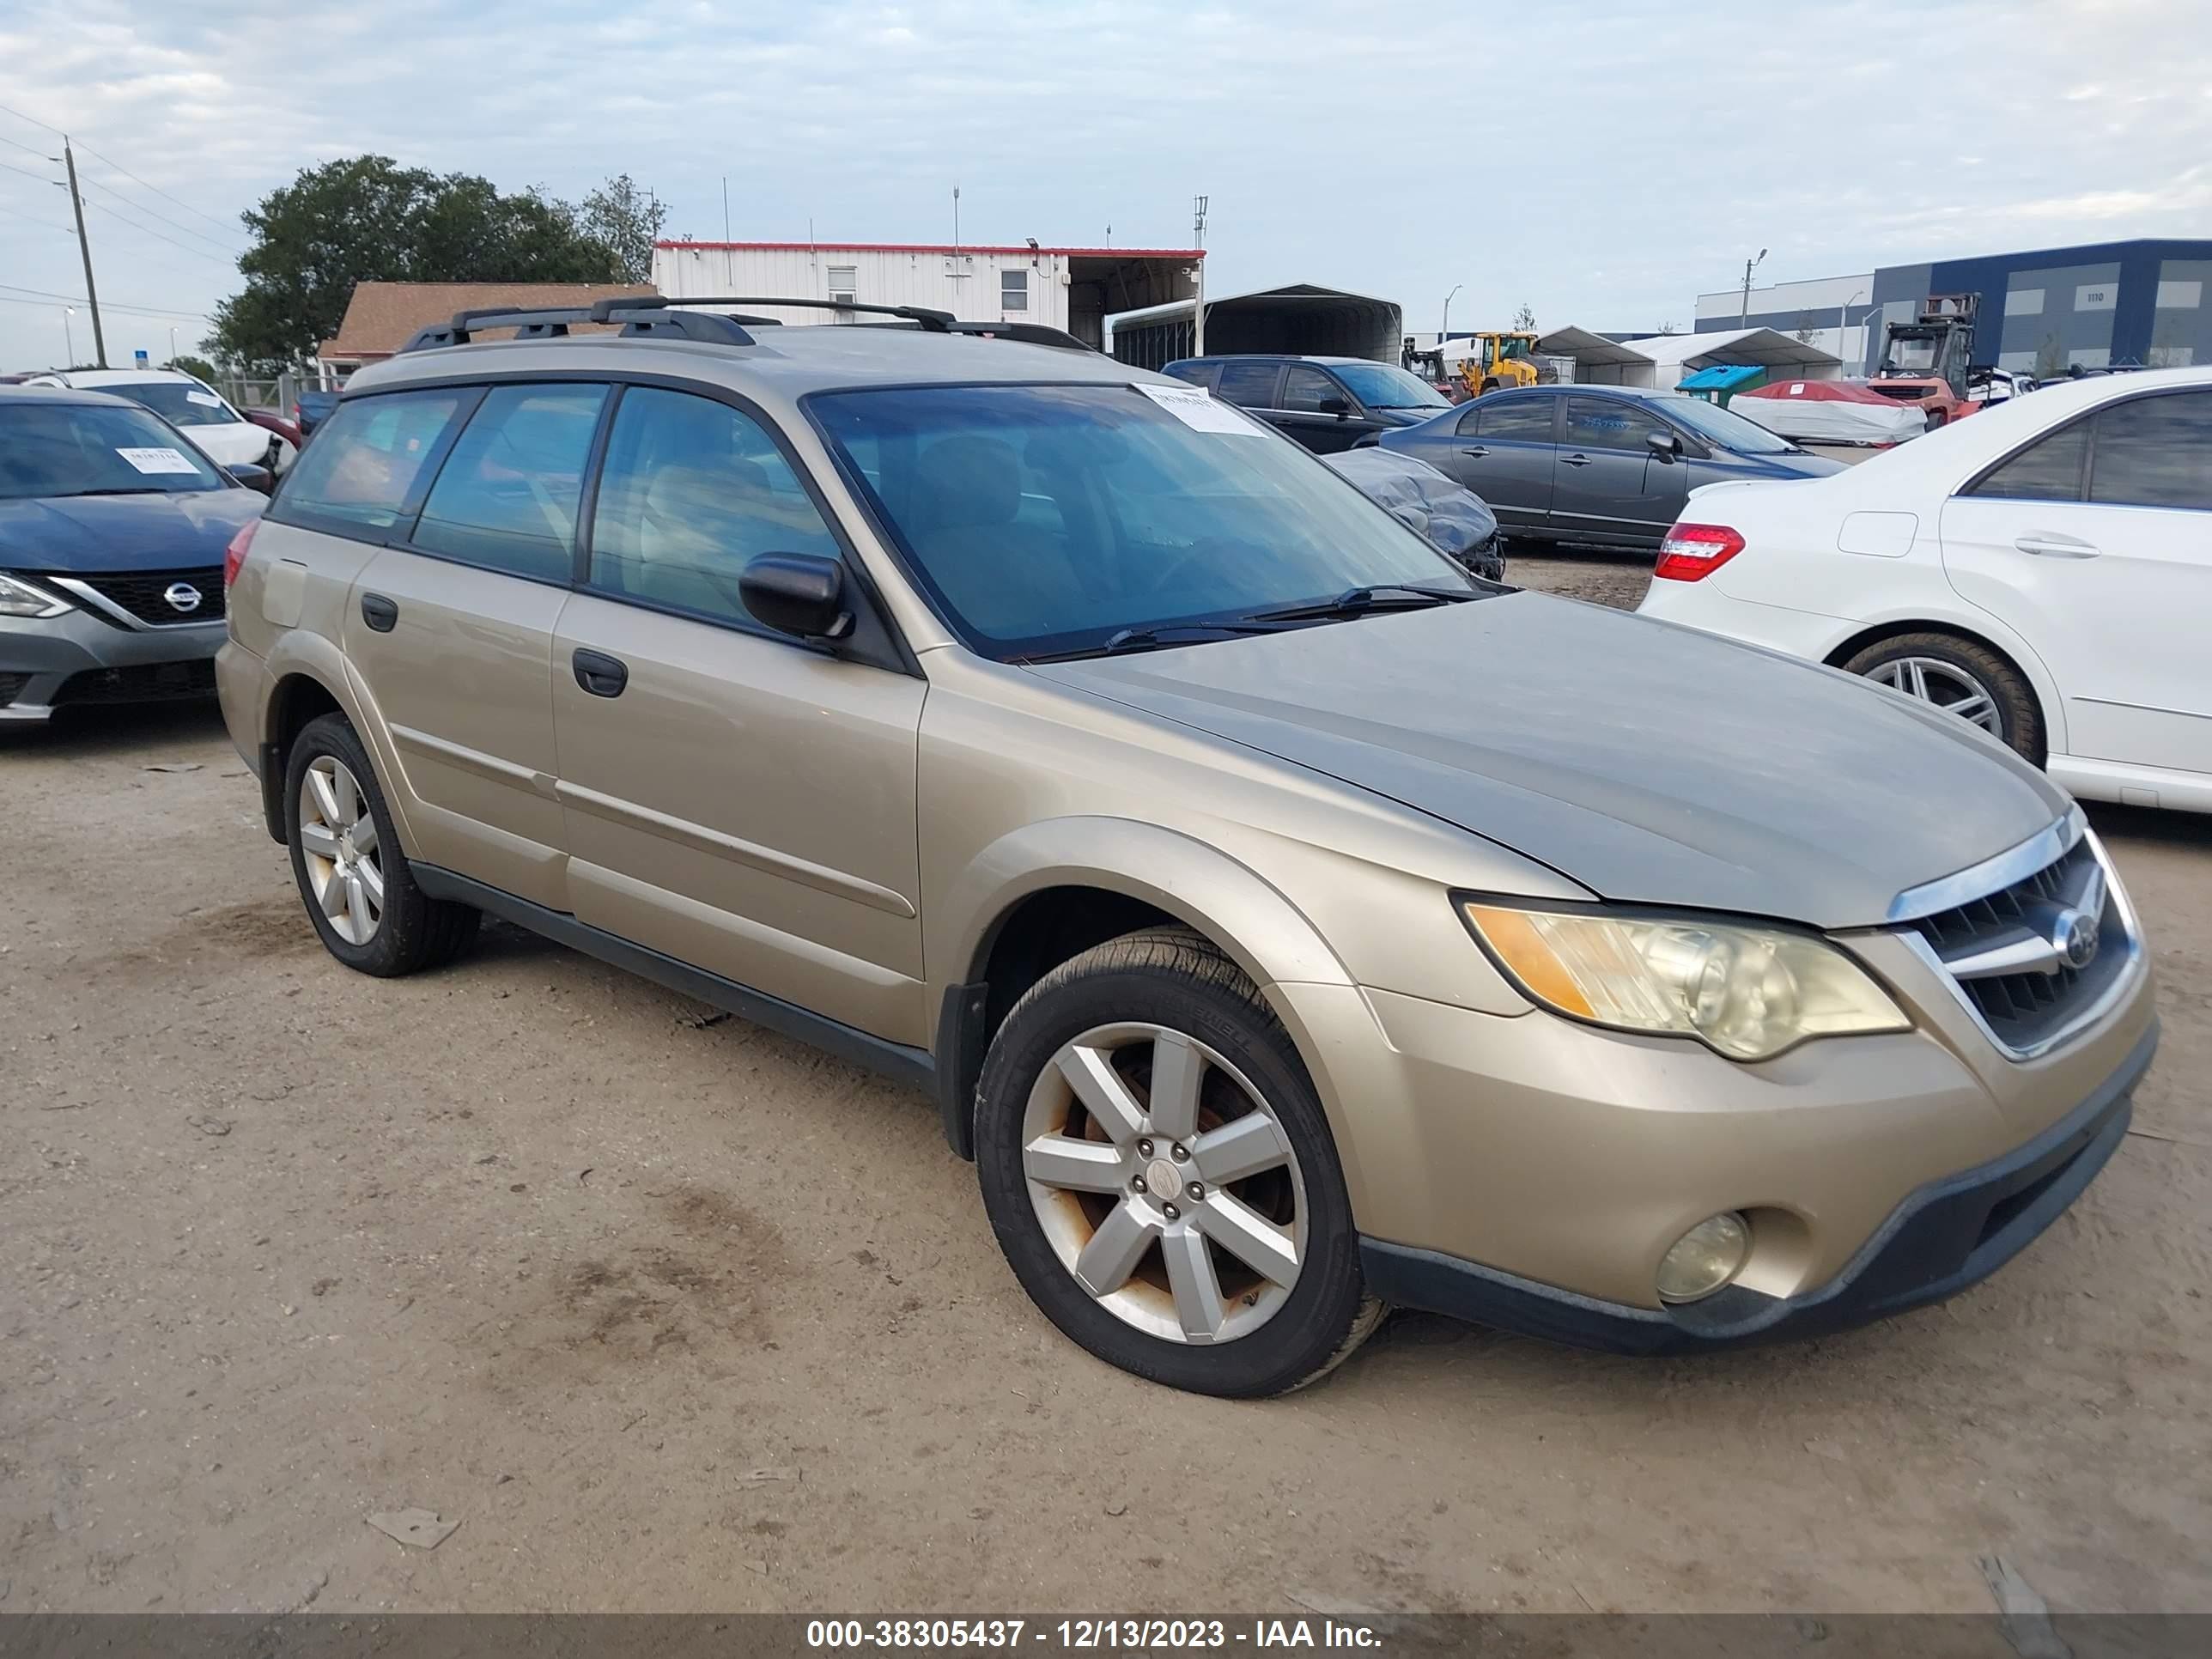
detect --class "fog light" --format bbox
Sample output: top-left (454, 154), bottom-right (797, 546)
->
top-left (1656, 1212), bottom-right (1750, 1304)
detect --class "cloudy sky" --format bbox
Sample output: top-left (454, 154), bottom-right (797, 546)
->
top-left (2, 0), bottom-right (2208, 372)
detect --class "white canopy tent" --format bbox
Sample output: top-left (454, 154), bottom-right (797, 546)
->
top-left (1534, 326), bottom-right (1844, 388)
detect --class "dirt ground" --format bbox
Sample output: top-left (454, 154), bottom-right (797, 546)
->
top-left (4, 553), bottom-right (2208, 1615)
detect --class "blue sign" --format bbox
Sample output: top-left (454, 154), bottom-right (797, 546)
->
top-left (134, 349), bottom-right (149, 368)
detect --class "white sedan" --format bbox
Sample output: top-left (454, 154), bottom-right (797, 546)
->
top-left (23, 368), bottom-right (295, 477)
top-left (1638, 365), bottom-right (2212, 816)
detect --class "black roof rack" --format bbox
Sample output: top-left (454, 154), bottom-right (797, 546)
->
top-left (395, 294), bottom-right (1088, 356)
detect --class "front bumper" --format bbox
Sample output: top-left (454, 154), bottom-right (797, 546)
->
top-left (0, 608), bottom-right (225, 721)
top-left (1358, 1019), bottom-right (2154, 1353)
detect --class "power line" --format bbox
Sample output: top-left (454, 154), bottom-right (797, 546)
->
top-left (0, 98), bottom-right (63, 137)
top-left (0, 129), bottom-right (48, 159)
top-left (0, 155), bottom-right (56, 186)
top-left (79, 196), bottom-right (237, 267)
top-left (0, 281), bottom-right (212, 320)
top-left (0, 198), bottom-right (71, 234)
top-left (74, 169), bottom-right (243, 255)
top-left (70, 139), bottom-right (244, 242)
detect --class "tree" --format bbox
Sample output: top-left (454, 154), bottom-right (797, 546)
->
top-left (166, 354), bottom-right (219, 381)
top-left (1794, 311), bottom-right (1820, 344)
top-left (580, 173), bottom-right (667, 283)
top-left (1511, 302), bottom-right (1537, 331)
top-left (208, 156), bottom-right (648, 368)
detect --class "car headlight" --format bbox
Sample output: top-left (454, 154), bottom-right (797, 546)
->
top-left (0, 573), bottom-right (73, 619)
top-left (1460, 900), bottom-right (1908, 1060)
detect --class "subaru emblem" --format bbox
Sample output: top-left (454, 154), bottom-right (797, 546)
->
top-left (164, 582), bottom-right (203, 614)
top-left (2053, 908), bottom-right (2100, 971)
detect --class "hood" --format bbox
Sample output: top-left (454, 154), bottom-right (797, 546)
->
top-left (1712, 447), bottom-right (1844, 479)
top-left (1371, 406), bottom-right (1441, 426)
top-left (0, 489), bottom-right (263, 574)
top-left (167, 422), bottom-right (266, 466)
top-left (1029, 593), bottom-right (2069, 929)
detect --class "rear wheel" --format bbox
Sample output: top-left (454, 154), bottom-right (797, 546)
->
top-left (284, 713), bottom-right (478, 975)
top-left (975, 928), bottom-right (1380, 1397)
top-left (1842, 632), bottom-right (2044, 763)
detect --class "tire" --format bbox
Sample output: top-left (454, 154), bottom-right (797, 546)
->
top-left (1480, 377), bottom-right (1501, 394)
top-left (975, 927), bottom-right (1382, 1397)
top-left (1841, 632), bottom-right (2044, 764)
top-left (283, 713), bottom-right (478, 976)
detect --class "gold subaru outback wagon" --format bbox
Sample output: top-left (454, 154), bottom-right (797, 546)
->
top-left (216, 296), bottom-right (2157, 1396)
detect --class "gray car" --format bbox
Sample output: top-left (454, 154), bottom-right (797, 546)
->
top-left (1381, 383), bottom-right (1843, 550)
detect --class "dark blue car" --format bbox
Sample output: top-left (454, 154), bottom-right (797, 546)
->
top-left (1378, 383), bottom-right (1842, 551)
top-left (0, 386), bottom-right (264, 723)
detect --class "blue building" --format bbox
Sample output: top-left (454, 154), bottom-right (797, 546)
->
top-left (1696, 238), bottom-right (2212, 378)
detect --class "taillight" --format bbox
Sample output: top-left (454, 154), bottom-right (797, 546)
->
top-left (224, 518), bottom-right (260, 588)
top-left (1653, 522), bottom-right (1745, 582)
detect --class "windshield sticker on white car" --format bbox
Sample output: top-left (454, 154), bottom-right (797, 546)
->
top-left (116, 447), bottom-right (199, 475)
top-left (185, 390), bottom-right (223, 408)
top-left (1132, 381), bottom-right (1261, 435)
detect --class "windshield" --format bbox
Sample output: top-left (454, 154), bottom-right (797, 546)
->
top-left (1329, 362), bottom-right (1449, 410)
top-left (1498, 337), bottom-right (1534, 361)
top-left (811, 382), bottom-right (1474, 659)
top-left (102, 380), bottom-right (240, 428)
top-left (1653, 394), bottom-right (1798, 454)
top-left (0, 401), bottom-right (228, 500)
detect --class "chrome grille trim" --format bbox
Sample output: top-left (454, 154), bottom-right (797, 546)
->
top-left (1899, 827), bottom-right (2143, 1062)
top-left (1887, 808), bottom-right (2086, 924)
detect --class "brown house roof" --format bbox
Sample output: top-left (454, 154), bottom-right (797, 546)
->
top-left (319, 281), bottom-right (657, 362)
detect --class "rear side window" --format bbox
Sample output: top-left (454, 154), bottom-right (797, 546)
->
top-left (274, 389), bottom-right (472, 535)
top-left (410, 385), bottom-right (608, 580)
top-left (589, 387), bottom-right (842, 628)
top-left (1214, 362), bottom-right (1282, 408)
top-left (1968, 420), bottom-right (2087, 502)
top-left (1470, 398), bottom-right (1555, 441)
top-left (2089, 392), bottom-right (2212, 511)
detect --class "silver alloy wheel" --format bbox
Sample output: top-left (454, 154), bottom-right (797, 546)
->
top-left (1867, 656), bottom-right (2004, 735)
top-left (298, 755), bottom-right (385, 946)
top-left (1021, 1021), bottom-right (1307, 1346)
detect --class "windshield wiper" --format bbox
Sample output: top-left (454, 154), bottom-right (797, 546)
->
top-left (1021, 621), bottom-right (1294, 664)
top-left (1241, 583), bottom-right (1481, 624)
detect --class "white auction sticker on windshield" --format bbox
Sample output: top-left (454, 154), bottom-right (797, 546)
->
top-left (1132, 381), bottom-right (1261, 434)
top-left (185, 390), bottom-right (222, 408)
top-left (116, 447), bottom-right (198, 475)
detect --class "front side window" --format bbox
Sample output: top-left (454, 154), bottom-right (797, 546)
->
top-left (274, 388), bottom-right (471, 532)
top-left (1968, 420), bottom-right (2088, 502)
top-left (2089, 392), bottom-right (2212, 511)
top-left (1279, 366), bottom-right (1345, 412)
top-left (811, 382), bottom-right (1472, 659)
top-left (1565, 396), bottom-right (1667, 453)
top-left (0, 400), bottom-right (228, 500)
top-left (590, 387), bottom-right (842, 627)
top-left (1001, 269), bottom-right (1030, 312)
top-left (411, 384), bottom-right (608, 580)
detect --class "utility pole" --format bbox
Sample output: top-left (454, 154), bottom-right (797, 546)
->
top-left (1738, 247), bottom-right (1767, 329)
top-left (1443, 283), bottom-right (1462, 343)
top-left (61, 138), bottom-right (108, 368)
top-left (1191, 194), bottom-right (1208, 357)
top-left (721, 177), bottom-right (731, 242)
top-left (1838, 288), bottom-right (1864, 374)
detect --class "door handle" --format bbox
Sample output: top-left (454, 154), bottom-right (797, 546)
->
top-left (360, 593), bottom-right (398, 633)
top-left (572, 647), bottom-right (629, 698)
top-left (1459, 445), bottom-right (1490, 458)
top-left (2014, 535), bottom-right (2100, 559)
top-left (1561, 453), bottom-right (1592, 467)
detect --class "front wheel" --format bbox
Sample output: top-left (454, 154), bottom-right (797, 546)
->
top-left (1842, 632), bottom-right (2044, 763)
top-left (975, 928), bottom-right (1381, 1397)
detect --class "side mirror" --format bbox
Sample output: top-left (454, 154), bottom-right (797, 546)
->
top-left (1319, 395), bottom-right (1351, 417)
top-left (1645, 431), bottom-right (1681, 463)
top-left (739, 552), bottom-right (853, 642)
top-left (227, 461), bottom-right (273, 494)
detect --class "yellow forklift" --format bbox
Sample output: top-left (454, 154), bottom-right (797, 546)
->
top-left (1451, 331), bottom-right (1544, 396)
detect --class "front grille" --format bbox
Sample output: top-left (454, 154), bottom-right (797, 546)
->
top-left (58, 568), bottom-right (226, 627)
top-left (52, 659), bottom-right (217, 707)
top-left (0, 672), bottom-right (27, 707)
top-left (1908, 835), bottom-right (2133, 1056)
